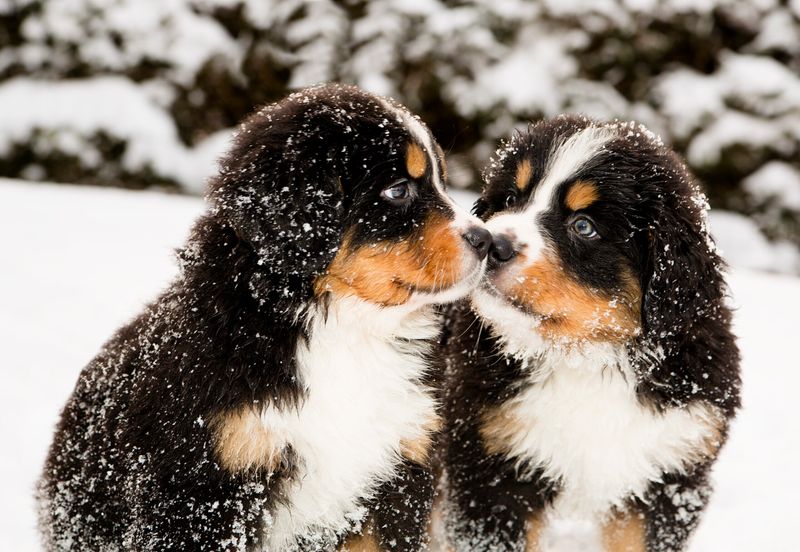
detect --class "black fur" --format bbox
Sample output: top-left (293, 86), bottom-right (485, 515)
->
top-left (37, 83), bottom-right (454, 551)
top-left (441, 116), bottom-right (741, 551)
top-left (439, 301), bottom-right (558, 551)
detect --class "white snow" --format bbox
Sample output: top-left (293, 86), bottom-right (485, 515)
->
top-left (742, 160), bottom-right (800, 211)
top-left (1, 179), bottom-right (799, 550)
top-left (718, 53), bottom-right (800, 116)
top-left (655, 68), bottom-right (725, 139)
top-left (709, 210), bottom-right (800, 274)
top-left (658, 51), bottom-right (800, 175)
top-left (0, 77), bottom-right (233, 192)
top-left (686, 111), bottom-right (793, 168)
top-left (749, 8), bottom-right (800, 54)
top-left (450, 30), bottom-right (579, 116)
top-left (12, 0), bottom-right (240, 83)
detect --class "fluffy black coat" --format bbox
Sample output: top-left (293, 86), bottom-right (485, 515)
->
top-left (37, 83), bottom-right (462, 551)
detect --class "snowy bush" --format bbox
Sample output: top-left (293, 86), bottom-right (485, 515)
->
top-left (1, 0), bottom-right (799, 261)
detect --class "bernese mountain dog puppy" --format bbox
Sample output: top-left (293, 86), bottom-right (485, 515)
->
top-left (439, 116), bottom-right (741, 552)
top-left (37, 83), bottom-right (491, 551)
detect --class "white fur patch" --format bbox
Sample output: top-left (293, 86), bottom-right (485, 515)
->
top-left (471, 287), bottom-right (549, 356)
top-left (532, 125), bottom-right (615, 213)
top-left (491, 345), bottom-right (721, 519)
top-left (260, 297), bottom-right (440, 549)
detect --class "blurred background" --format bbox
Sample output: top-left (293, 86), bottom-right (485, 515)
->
top-left (1, 0), bottom-right (799, 272)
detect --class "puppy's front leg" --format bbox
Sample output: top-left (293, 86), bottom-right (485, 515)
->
top-left (338, 460), bottom-right (435, 552)
top-left (641, 464), bottom-right (713, 552)
top-left (123, 459), bottom-right (280, 551)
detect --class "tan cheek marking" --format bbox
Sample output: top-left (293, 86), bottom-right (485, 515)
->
top-left (406, 142), bottom-right (427, 179)
top-left (410, 213), bottom-right (463, 289)
top-left (315, 239), bottom-right (413, 306)
top-left (601, 511), bottom-right (647, 552)
top-left (507, 253), bottom-right (641, 342)
top-left (565, 180), bottom-right (600, 211)
top-left (338, 522), bottom-right (382, 552)
top-left (211, 407), bottom-right (281, 474)
top-left (525, 513), bottom-right (547, 551)
top-left (315, 213), bottom-right (463, 306)
top-left (516, 159), bottom-right (533, 190)
top-left (399, 413), bottom-right (443, 465)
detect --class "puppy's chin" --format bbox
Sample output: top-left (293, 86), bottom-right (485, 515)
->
top-left (470, 286), bottom-right (549, 358)
top-left (407, 256), bottom-right (487, 308)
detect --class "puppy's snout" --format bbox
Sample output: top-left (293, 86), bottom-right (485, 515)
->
top-left (462, 226), bottom-right (491, 260)
top-left (489, 234), bottom-right (516, 265)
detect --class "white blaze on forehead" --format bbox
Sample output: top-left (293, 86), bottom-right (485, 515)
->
top-left (484, 125), bottom-right (616, 261)
top-left (528, 124), bottom-right (616, 216)
top-left (378, 98), bottom-right (443, 190)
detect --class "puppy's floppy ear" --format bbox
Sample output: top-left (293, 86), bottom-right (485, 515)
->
top-left (208, 103), bottom-right (345, 286)
top-left (640, 163), bottom-right (727, 346)
top-left (637, 151), bottom-right (739, 409)
top-left (642, 204), bottom-right (723, 341)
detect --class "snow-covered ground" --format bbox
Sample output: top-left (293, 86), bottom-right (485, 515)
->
top-left (1, 179), bottom-right (799, 551)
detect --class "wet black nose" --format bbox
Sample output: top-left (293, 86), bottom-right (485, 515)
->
top-left (489, 235), bottom-right (516, 264)
top-left (462, 226), bottom-right (491, 260)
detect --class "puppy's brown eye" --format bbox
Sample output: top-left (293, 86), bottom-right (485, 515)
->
top-left (572, 217), bottom-right (598, 238)
top-left (505, 194), bottom-right (516, 208)
top-left (381, 179), bottom-right (415, 204)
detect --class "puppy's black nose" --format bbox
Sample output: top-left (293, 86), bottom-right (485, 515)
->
top-left (489, 235), bottom-right (516, 264)
top-left (462, 226), bottom-right (491, 259)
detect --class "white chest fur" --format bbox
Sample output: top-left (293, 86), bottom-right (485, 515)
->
top-left (262, 298), bottom-right (439, 550)
top-left (494, 349), bottom-right (720, 519)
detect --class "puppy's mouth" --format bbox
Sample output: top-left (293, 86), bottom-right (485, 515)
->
top-left (476, 275), bottom-right (557, 323)
top-left (402, 259), bottom-right (487, 300)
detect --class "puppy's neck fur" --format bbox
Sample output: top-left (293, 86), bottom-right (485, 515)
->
top-left (308, 294), bottom-right (441, 343)
top-left (475, 310), bottom-right (722, 523)
top-left (263, 295), bottom-right (441, 548)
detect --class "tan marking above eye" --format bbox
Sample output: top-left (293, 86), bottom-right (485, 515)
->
top-left (565, 180), bottom-right (599, 211)
top-left (515, 159), bottom-right (533, 190)
top-left (405, 142), bottom-right (427, 179)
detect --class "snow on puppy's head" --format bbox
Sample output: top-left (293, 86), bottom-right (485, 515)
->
top-left (207, 83), bottom-right (488, 313)
top-left (472, 116), bottom-right (729, 357)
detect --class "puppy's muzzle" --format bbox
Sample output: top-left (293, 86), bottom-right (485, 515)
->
top-left (461, 226), bottom-right (491, 260)
top-left (488, 234), bottom-right (517, 268)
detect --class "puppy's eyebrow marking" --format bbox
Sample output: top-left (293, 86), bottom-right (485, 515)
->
top-left (565, 180), bottom-right (599, 211)
top-left (406, 142), bottom-right (427, 179)
top-left (526, 126), bottom-right (613, 216)
top-left (515, 159), bottom-right (533, 190)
